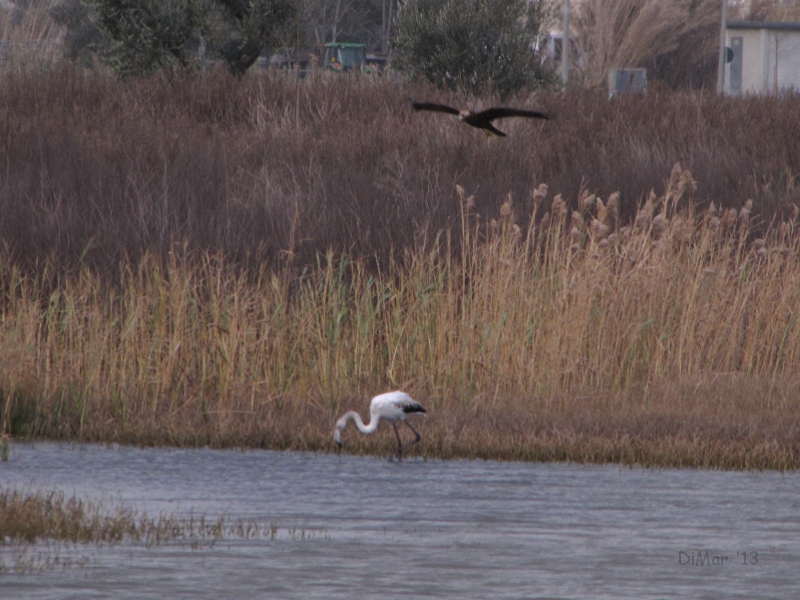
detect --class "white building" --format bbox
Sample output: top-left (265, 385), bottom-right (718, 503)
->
top-left (725, 20), bottom-right (800, 95)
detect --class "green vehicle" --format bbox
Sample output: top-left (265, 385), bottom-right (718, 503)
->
top-left (323, 43), bottom-right (378, 74)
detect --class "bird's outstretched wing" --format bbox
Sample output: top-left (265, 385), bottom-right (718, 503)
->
top-left (408, 99), bottom-right (460, 116)
top-left (477, 107), bottom-right (551, 121)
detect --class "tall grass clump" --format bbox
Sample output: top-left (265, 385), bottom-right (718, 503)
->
top-left (574, 0), bottom-right (719, 88)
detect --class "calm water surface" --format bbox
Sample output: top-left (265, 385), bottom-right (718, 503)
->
top-left (2, 442), bottom-right (799, 599)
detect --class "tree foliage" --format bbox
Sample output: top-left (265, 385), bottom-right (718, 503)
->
top-left (210, 0), bottom-right (297, 75)
top-left (90, 0), bottom-right (204, 76)
top-left (50, 0), bottom-right (297, 77)
top-left (392, 0), bottom-right (554, 98)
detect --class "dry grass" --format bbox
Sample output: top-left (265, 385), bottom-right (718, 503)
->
top-left (744, 0), bottom-right (800, 21)
top-left (1, 488), bottom-right (157, 545)
top-left (0, 486), bottom-right (321, 572)
top-left (574, 0), bottom-right (720, 88)
top-left (2, 67), bottom-right (800, 468)
top-left (0, 1), bottom-right (63, 68)
top-left (3, 67), bottom-right (800, 276)
top-left (0, 486), bottom-right (301, 545)
top-left (2, 163), bottom-right (800, 468)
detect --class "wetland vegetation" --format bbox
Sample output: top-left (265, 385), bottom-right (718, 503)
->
top-left (0, 484), bottom-right (322, 573)
top-left (2, 66), bottom-right (800, 469)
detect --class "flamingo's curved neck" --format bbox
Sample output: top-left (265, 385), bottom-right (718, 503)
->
top-left (340, 411), bottom-right (380, 435)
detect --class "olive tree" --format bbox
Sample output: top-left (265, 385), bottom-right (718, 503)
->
top-left (89, 0), bottom-right (205, 76)
top-left (209, 0), bottom-right (297, 75)
top-left (51, 0), bottom-right (296, 76)
top-left (392, 0), bottom-right (554, 98)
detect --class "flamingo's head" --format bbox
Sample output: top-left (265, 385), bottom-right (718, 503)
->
top-left (333, 425), bottom-right (343, 451)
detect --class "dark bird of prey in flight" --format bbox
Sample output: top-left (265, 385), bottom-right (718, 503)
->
top-left (408, 98), bottom-right (551, 137)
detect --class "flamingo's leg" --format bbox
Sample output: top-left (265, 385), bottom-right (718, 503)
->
top-left (391, 421), bottom-right (404, 461)
top-left (403, 420), bottom-right (422, 453)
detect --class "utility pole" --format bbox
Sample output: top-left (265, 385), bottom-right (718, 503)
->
top-left (717, 0), bottom-right (728, 93)
top-left (562, 0), bottom-right (570, 85)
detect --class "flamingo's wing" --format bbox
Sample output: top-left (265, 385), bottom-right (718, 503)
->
top-left (400, 400), bottom-right (426, 415)
top-left (371, 391), bottom-right (426, 416)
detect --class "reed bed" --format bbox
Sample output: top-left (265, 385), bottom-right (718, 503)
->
top-left (2, 163), bottom-right (800, 468)
top-left (2, 67), bottom-right (800, 468)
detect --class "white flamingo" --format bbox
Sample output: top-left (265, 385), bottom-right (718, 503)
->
top-left (334, 391), bottom-right (426, 460)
